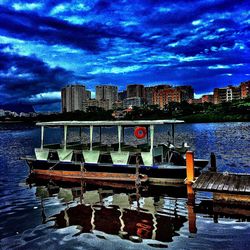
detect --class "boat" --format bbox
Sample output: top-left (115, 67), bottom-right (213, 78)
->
top-left (22, 120), bottom-right (208, 184)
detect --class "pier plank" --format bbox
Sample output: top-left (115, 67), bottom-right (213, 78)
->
top-left (245, 177), bottom-right (250, 193)
top-left (193, 172), bottom-right (250, 195)
top-left (233, 175), bottom-right (242, 192)
top-left (228, 175), bottom-right (237, 192)
top-left (222, 175), bottom-right (231, 192)
top-left (206, 173), bottom-right (222, 191)
top-left (239, 175), bottom-right (248, 192)
top-left (217, 175), bottom-right (230, 191)
top-left (194, 172), bottom-right (213, 190)
top-left (192, 173), bottom-right (207, 189)
top-left (211, 174), bottom-right (224, 190)
top-left (238, 175), bottom-right (248, 192)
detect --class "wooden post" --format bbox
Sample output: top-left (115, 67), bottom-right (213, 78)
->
top-left (186, 151), bottom-right (195, 183)
top-left (186, 151), bottom-right (195, 201)
top-left (210, 152), bottom-right (217, 172)
top-left (187, 202), bottom-right (197, 234)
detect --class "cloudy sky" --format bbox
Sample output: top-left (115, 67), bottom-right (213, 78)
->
top-left (0, 0), bottom-right (250, 111)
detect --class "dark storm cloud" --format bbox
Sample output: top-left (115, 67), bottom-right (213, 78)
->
top-left (0, 0), bottom-right (249, 110)
top-left (0, 5), bottom-right (154, 53)
top-left (0, 50), bottom-right (87, 104)
top-left (146, 0), bottom-right (245, 27)
top-left (0, 6), bottom-right (102, 52)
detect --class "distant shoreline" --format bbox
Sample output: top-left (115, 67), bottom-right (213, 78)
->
top-left (0, 120), bottom-right (28, 124)
top-left (1, 117), bottom-right (250, 125)
top-left (1, 98), bottom-right (250, 124)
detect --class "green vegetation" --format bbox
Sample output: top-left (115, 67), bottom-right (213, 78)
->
top-left (122, 98), bottom-right (250, 122)
top-left (1, 98), bottom-right (250, 123)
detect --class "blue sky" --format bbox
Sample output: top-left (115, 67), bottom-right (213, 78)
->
top-left (0, 0), bottom-right (249, 111)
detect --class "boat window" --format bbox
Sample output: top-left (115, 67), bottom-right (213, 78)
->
top-left (98, 126), bottom-right (118, 146)
top-left (153, 124), bottom-right (174, 146)
top-left (43, 126), bottom-right (62, 149)
top-left (41, 123), bottom-right (183, 151)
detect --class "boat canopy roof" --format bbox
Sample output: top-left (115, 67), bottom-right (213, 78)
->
top-left (36, 119), bottom-right (184, 127)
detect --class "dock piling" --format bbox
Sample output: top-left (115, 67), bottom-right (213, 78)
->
top-left (186, 151), bottom-right (195, 184)
top-left (210, 152), bottom-right (217, 172)
top-left (185, 151), bottom-right (195, 202)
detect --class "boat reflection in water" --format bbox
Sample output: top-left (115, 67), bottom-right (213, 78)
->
top-left (29, 176), bottom-right (249, 248)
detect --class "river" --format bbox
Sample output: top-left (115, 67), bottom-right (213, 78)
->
top-left (0, 122), bottom-right (249, 249)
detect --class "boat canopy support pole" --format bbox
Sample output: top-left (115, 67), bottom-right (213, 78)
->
top-left (150, 125), bottom-right (154, 152)
top-left (99, 127), bottom-right (102, 143)
top-left (172, 123), bottom-right (175, 146)
top-left (118, 125), bottom-right (122, 152)
top-left (90, 125), bottom-right (93, 151)
top-left (63, 125), bottom-right (67, 150)
top-left (41, 125), bottom-right (44, 149)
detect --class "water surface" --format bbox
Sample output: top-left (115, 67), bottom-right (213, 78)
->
top-left (0, 122), bottom-right (249, 249)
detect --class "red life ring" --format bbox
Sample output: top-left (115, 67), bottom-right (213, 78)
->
top-left (134, 127), bottom-right (147, 139)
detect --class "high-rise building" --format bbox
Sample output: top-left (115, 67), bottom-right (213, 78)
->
top-left (145, 87), bottom-right (154, 105)
top-left (214, 85), bottom-right (241, 104)
top-left (145, 85), bottom-right (169, 105)
top-left (96, 85), bottom-right (118, 110)
top-left (127, 84), bottom-right (145, 98)
top-left (176, 86), bottom-right (194, 101)
top-left (152, 86), bottom-right (182, 109)
top-left (61, 84), bottom-right (89, 112)
top-left (240, 81), bottom-right (250, 99)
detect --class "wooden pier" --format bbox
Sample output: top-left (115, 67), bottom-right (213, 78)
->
top-left (185, 151), bottom-right (250, 204)
top-left (192, 172), bottom-right (250, 195)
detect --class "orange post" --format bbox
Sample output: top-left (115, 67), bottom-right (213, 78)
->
top-left (187, 202), bottom-right (197, 234)
top-left (186, 151), bottom-right (195, 201)
top-left (186, 151), bottom-right (195, 184)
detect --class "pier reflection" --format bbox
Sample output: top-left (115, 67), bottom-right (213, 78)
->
top-left (28, 176), bottom-right (249, 247)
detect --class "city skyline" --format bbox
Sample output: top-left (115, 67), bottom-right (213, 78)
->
top-left (0, 0), bottom-right (250, 112)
